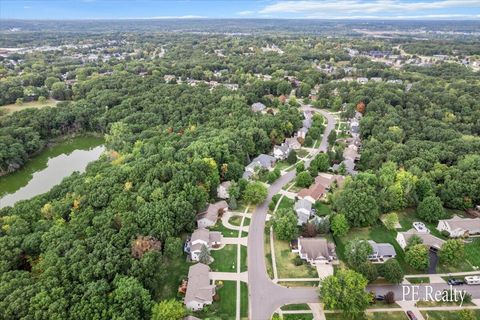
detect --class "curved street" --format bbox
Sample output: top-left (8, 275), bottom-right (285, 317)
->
top-left (248, 107), bottom-right (336, 320)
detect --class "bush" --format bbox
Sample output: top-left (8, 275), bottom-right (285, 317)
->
top-left (293, 256), bottom-right (303, 266)
top-left (296, 171), bottom-right (313, 188)
top-left (385, 291), bottom-right (395, 304)
top-left (441, 230), bottom-right (450, 238)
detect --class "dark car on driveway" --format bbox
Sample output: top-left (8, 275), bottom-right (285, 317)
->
top-left (447, 278), bottom-right (465, 285)
top-left (406, 311), bottom-right (417, 320)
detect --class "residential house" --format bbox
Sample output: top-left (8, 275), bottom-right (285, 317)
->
top-left (437, 216), bottom-right (480, 238)
top-left (293, 237), bottom-right (337, 265)
top-left (357, 77), bottom-right (369, 85)
top-left (294, 199), bottom-right (313, 226)
top-left (217, 181), bottom-right (232, 199)
top-left (184, 263), bottom-right (216, 311)
top-left (189, 228), bottom-right (223, 261)
top-left (396, 229), bottom-right (445, 250)
top-left (285, 137), bottom-right (301, 150)
top-left (242, 154), bottom-right (276, 179)
top-left (298, 173), bottom-right (345, 203)
top-left (367, 241), bottom-right (396, 262)
top-left (197, 201), bottom-right (229, 229)
top-left (297, 127), bottom-right (309, 139)
top-left (273, 143), bottom-right (291, 160)
top-left (251, 102), bottom-right (266, 113)
top-left (164, 74), bottom-right (176, 83)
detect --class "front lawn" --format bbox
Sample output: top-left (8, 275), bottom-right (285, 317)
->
top-left (276, 196), bottom-right (295, 212)
top-left (240, 282), bottom-right (248, 319)
top-left (406, 277), bottom-right (430, 284)
top-left (465, 239), bottom-right (480, 269)
top-left (229, 215), bottom-right (250, 227)
top-left (210, 245), bottom-right (237, 272)
top-left (210, 221), bottom-right (239, 237)
top-left (273, 234), bottom-right (318, 279)
top-left (420, 310), bottom-right (480, 320)
top-left (194, 280), bottom-right (236, 319)
top-left (240, 245), bottom-right (248, 272)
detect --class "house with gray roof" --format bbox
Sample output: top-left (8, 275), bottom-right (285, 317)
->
top-left (189, 228), bottom-right (223, 261)
top-left (251, 102), bottom-right (266, 113)
top-left (396, 229), bottom-right (445, 250)
top-left (184, 263), bottom-right (215, 311)
top-left (437, 216), bottom-right (480, 238)
top-left (273, 143), bottom-right (291, 160)
top-left (293, 237), bottom-right (337, 265)
top-left (367, 240), bottom-right (396, 263)
top-left (285, 137), bottom-right (301, 150)
top-left (243, 154), bottom-right (276, 179)
top-left (197, 201), bottom-right (228, 228)
top-left (294, 199), bottom-right (313, 226)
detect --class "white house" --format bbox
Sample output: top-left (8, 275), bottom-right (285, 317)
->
top-left (293, 237), bottom-right (337, 265)
top-left (189, 228), bottom-right (223, 261)
top-left (367, 240), bottom-right (396, 263)
top-left (357, 77), bottom-right (368, 85)
top-left (437, 216), bottom-right (480, 238)
top-left (285, 137), bottom-right (301, 150)
top-left (396, 229), bottom-right (445, 250)
top-left (217, 181), bottom-right (232, 199)
top-left (197, 201), bottom-right (228, 229)
top-left (184, 263), bottom-right (215, 311)
top-left (273, 143), bottom-right (291, 160)
top-left (294, 199), bottom-right (312, 226)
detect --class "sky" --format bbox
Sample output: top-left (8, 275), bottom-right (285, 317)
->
top-left (1, 0), bottom-right (480, 20)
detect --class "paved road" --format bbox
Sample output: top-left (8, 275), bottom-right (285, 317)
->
top-left (248, 107), bottom-right (336, 320)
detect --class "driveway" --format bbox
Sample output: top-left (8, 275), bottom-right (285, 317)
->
top-left (248, 107), bottom-right (336, 319)
top-left (428, 249), bottom-right (438, 274)
top-left (315, 263), bottom-right (334, 279)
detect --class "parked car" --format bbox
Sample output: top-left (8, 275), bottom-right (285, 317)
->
top-left (406, 311), bottom-right (417, 320)
top-left (447, 278), bottom-right (465, 285)
top-left (375, 295), bottom-right (385, 301)
top-left (465, 276), bottom-right (480, 285)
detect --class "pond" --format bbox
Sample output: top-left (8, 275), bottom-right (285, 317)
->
top-left (0, 136), bottom-right (105, 209)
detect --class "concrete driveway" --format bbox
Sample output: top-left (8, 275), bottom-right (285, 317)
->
top-left (315, 263), bottom-right (334, 279)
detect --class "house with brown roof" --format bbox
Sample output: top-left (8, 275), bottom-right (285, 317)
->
top-left (396, 229), bottom-right (445, 250)
top-left (197, 201), bottom-right (228, 228)
top-left (293, 237), bottom-right (337, 265)
top-left (437, 216), bottom-right (480, 238)
top-left (189, 228), bottom-right (223, 261)
top-left (297, 173), bottom-right (345, 204)
top-left (184, 263), bottom-right (215, 311)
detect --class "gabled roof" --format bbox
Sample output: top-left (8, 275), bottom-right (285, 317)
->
top-left (298, 173), bottom-right (345, 201)
top-left (248, 154), bottom-right (276, 169)
top-left (368, 240), bottom-right (396, 257)
top-left (299, 237), bottom-right (335, 260)
top-left (399, 229), bottom-right (445, 249)
top-left (295, 199), bottom-right (312, 211)
top-left (439, 216), bottom-right (480, 234)
top-left (197, 201), bottom-right (228, 223)
top-left (185, 263), bottom-right (214, 304)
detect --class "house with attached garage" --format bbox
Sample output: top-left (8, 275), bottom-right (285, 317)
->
top-left (196, 201), bottom-right (228, 229)
top-left (437, 216), bottom-right (480, 238)
top-left (242, 154), bottom-right (276, 179)
top-left (293, 237), bottom-right (337, 265)
top-left (396, 229), bottom-right (445, 251)
top-left (285, 137), bottom-right (301, 150)
top-left (216, 181), bottom-right (232, 199)
top-left (184, 263), bottom-right (216, 311)
top-left (294, 199), bottom-right (313, 226)
top-left (188, 228), bottom-right (223, 261)
top-left (367, 240), bottom-right (396, 263)
top-left (273, 143), bottom-right (291, 160)
top-left (297, 173), bottom-right (345, 204)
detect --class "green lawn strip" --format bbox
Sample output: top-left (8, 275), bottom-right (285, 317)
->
top-left (229, 215), bottom-right (243, 226)
top-left (313, 201), bottom-right (332, 216)
top-left (416, 300), bottom-right (475, 307)
top-left (210, 245), bottom-right (237, 272)
top-left (297, 149), bottom-right (310, 158)
top-left (277, 281), bottom-right (319, 287)
top-left (284, 314), bottom-right (313, 320)
top-left (158, 253), bottom-right (190, 300)
top-left (326, 311), bottom-right (408, 320)
top-left (273, 233), bottom-right (318, 279)
top-left (193, 280), bottom-right (236, 319)
top-left (210, 221), bottom-right (238, 237)
top-left (275, 160), bottom-right (293, 171)
top-left (465, 239), bottom-right (480, 268)
top-left (420, 310), bottom-right (480, 320)
top-left (368, 301), bottom-right (401, 309)
top-left (264, 227), bottom-right (274, 279)
top-left (406, 277), bottom-right (430, 284)
top-left (240, 245), bottom-right (247, 272)
top-left (240, 282), bottom-right (248, 319)
top-left (242, 217), bottom-right (251, 227)
top-left (281, 303), bottom-right (311, 311)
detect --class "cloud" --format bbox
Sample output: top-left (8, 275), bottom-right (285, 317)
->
top-left (139, 15), bottom-right (207, 19)
top-left (260, 0), bottom-right (480, 15)
top-left (238, 10), bottom-right (255, 16)
top-left (305, 13), bottom-right (480, 20)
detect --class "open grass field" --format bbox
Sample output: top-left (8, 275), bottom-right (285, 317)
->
top-left (420, 310), bottom-right (480, 320)
top-left (0, 99), bottom-right (58, 117)
top-left (194, 280), bottom-right (237, 319)
top-left (210, 245), bottom-right (237, 272)
top-left (273, 234), bottom-right (318, 279)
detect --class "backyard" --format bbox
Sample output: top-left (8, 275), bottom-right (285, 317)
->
top-left (193, 280), bottom-right (237, 319)
top-left (273, 234), bottom-right (318, 279)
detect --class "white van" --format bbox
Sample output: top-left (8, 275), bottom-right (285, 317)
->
top-left (464, 276), bottom-right (480, 285)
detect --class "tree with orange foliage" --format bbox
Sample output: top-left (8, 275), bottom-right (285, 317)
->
top-left (356, 101), bottom-right (366, 114)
